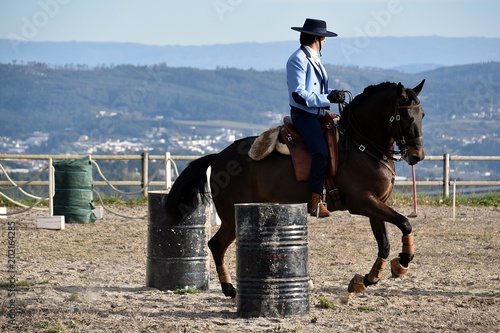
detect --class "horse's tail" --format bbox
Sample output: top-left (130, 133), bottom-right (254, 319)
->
top-left (165, 154), bottom-right (217, 221)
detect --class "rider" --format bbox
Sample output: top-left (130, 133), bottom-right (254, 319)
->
top-left (287, 18), bottom-right (345, 218)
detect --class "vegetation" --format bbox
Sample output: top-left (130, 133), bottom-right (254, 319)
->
top-left (96, 195), bottom-right (148, 206)
top-left (1, 62), bottom-right (499, 156)
top-left (317, 295), bottom-right (337, 309)
top-left (173, 288), bottom-right (201, 295)
top-left (1, 193), bottom-right (498, 209)
top-left (0, 279), bottom-right (49, 287)
top-left (1, 62), bottom-right (498, 199)
top-left (358, 305), bottom-right (375, 312)
top-left (388, 192), bottom-right (500, 207)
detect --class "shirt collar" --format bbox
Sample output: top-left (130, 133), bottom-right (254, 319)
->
top-left (304, 45), bottom-right (321, 64)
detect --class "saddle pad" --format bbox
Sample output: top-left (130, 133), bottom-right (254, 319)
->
top-left (248, 126), bottom-right (281, 161)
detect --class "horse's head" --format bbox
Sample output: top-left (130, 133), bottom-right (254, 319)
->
top-left (392, 80), bottom-right (426, 165)
top-left (342, 80), bottom-right (426, 165)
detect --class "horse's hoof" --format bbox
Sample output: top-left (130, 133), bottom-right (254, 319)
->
top-left (348, 274), bottom-right (367, 293)
top-left (390, 257), bottom-right (409, 278)
top-left (221, 282), bottom-right (236, 298)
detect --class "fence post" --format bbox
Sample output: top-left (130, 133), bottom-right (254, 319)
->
top-left (142, 152), bottom-right (149, 197)
top-left (48, 157), bottom-right (54, 217)
top-left (443, 153), bottom-right (450, 198)
top-left (165, 152), bottom-right (172, 190)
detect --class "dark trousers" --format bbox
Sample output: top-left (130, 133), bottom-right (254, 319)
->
top-left (291, 108), bottom-right (328, 194)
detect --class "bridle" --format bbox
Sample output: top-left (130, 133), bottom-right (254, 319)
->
top-left (338, 89), bottom-right (422, 164)
top-left (388, 99), bottom-right (422, 162)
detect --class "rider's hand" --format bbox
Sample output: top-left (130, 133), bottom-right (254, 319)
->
top-left (327, 90), bottom-right (345, 104)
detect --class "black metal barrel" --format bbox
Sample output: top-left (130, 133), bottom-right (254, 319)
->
top-left (235, 203), bottom-right (309, 318)
top-left (146, 191), bottom-right (210, 291)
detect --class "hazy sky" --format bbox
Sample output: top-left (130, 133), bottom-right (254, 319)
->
top-left (1, 0), bottom-right (499, 46)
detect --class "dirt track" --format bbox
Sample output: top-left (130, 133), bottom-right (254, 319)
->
top-left (1, 204), bottom-right (499, 332)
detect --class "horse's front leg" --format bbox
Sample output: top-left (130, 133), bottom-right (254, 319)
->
top-left (347, 198), bottom-right (414, 293)
top-left (368, 199), bottom-right (415, 279)
top-left (390, 233), bottom-right (414, 278)
top-left (348, 218), bottom-right (390, 293)
top-left (373, 202), bottom-right (415, 278)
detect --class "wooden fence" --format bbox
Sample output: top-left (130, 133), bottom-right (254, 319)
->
top-left (1, 153), bottom-right (499, 199)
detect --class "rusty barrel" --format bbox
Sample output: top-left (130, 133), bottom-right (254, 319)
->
top-left (235, 203), bottom-right (309, 318)
top-left (146, 191), bottom-right (210, 291)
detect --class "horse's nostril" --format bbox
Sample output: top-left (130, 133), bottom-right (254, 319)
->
top-left (408, 153), bottom-right (424, 165)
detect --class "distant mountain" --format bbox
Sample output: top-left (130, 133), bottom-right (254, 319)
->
top-left (1, 62), bottom-right (499, 159)
top-left (1, 37), bottom-right (500, 72)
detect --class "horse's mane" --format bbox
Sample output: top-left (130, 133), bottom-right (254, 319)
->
top-left (362, 81), bottom-right (397, 95)
top-left (349, 82), bottom-right (398, 106)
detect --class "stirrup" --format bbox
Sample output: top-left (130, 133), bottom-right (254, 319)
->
top-left (313, 189), bottom-right (330, 218)
top-left (312, 203), bottom-right (330, 218)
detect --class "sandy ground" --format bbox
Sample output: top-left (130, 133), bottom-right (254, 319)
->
top-left (1, 203), bottom-right (499, 332)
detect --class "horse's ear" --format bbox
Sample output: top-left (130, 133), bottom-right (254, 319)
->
top-left (397, 82), bottom-right (408, 101)
top-left (412, 79), bottom-right (426, 96)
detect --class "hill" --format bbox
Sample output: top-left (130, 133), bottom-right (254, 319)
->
top-left (1, 37), bottom-right (500, 72)
top-left (0, 62), bottom-right (499, 160)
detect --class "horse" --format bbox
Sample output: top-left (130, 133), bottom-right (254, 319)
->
top-left (166, 80), bottom-right (426, 298)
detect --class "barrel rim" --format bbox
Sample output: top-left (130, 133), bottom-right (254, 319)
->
top-left (234, 202), bottom-right (307, 208)
top-left (148, 190), bottom-right (170, 195)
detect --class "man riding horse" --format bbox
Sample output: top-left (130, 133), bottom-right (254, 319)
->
top-left (287, 18), bottom-right (346, 218)
top-left (166, 18), bottom-right (426, 299)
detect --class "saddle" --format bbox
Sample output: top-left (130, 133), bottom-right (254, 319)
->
top-left (280, 113), bottom-right (340, 182)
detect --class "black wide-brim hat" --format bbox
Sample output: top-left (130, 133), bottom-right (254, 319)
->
top-left (291, 18), bottom-right (337, 37)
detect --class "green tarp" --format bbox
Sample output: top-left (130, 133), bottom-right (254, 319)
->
top-left (53, 157), bottom-right (96, 224)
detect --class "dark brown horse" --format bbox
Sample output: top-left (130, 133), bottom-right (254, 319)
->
top-left (166, 80), bottom-right (426, 298)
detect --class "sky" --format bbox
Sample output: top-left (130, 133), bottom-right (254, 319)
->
top-left (1, 0), bottom-right (499, 46)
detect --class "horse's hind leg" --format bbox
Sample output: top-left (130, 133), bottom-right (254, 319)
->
top-left (348, 218), bottom-right (390, 293)
top-left (208, 217), bottom-right (236, 298)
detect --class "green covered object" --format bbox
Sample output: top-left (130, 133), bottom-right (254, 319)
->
top-left (53, 157), bottom-right (96, 224)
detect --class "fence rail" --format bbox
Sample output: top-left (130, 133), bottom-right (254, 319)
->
top-left (1, 153), bottom-right (499, 199)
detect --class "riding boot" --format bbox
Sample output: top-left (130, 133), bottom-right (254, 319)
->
top-left (310, 193), bottom-right (331, 218)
